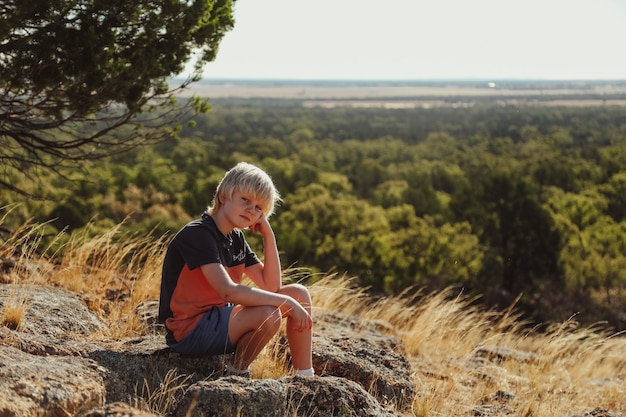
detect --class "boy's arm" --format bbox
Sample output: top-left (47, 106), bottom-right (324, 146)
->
top-left (246, 215), bottom-right (281, 292)
top-left (201, 263), bottom-right (279, 305)
top-left (201, 263), bottom-right (311, 332)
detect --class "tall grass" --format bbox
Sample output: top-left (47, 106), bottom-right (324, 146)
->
top-left (0, 211), bottom-right (167, 339)
top-left (1, 213), bottom-right (625, 416)
top-left (309, 275), bottom-right (626, 416)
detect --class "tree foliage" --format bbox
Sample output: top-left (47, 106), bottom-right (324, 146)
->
top-left (0, 0), bottom-right (235, 194)
top-left (4, 99), bottom-right (626, 330)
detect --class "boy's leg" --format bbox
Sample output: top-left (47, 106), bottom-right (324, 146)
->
top-left (278, 284), bottom-right (313, 372)
top-left (228, 305), bottom-right (282, 370)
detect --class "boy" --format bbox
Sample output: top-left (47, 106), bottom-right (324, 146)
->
top-left (158, 162), bottom-right (314, 377)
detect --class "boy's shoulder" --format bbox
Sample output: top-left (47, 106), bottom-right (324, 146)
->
top-left (172, 213), bottom-right (219, 242)
top-left (175, 213), bottom-right (247, 249)
top-left (186, 212), bottom-right (217, 231)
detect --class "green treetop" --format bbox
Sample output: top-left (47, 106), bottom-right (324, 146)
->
top-left (0, 0), bottom-right (235, 195)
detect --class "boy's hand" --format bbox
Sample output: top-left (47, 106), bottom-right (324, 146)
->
top-left (287, 300), bottom-right (313, 333)
top-left (249, 214), bottom-right (272, 236)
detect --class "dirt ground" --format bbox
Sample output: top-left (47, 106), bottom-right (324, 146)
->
top-left (174, 79), bottom-right (626, 107)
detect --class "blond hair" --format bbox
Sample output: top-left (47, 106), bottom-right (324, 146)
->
top-left (207, 162), bottom-right (281, 218)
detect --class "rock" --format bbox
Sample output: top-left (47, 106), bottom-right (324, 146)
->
top-left (0, 283), bottom-right (107, 338)
top-left (173, 375), bottom-right (400, 417)
top-left (83, 402), bottom-right (160, 417)
top-left (472, 404), bottom-right (515, 416)
top-left (471, 344), bottom-right (538, 364)
top-left (311, 311), bottom-right (415, 411)
top-left (135, 300), bottom-right (163, 331)
top-left (88, 336), bottom-right (227, 404)
top-left (1, 285), bottom-right (413, 416)
top-left (472, 389), bottom-right (516, 416)
top-left (563, 408), bottom-right (626, 417)
top-left (0, 325), bottom-right (100, 357)
top-left (283, 376), bottom-right (400, 417)
top-left (173, 376), bottom-right (289, 417)
top-left (0, 345), bottom-right (106, 416)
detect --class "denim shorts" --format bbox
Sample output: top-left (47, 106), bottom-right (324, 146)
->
top-left (168, 304), bottom-right (236, 356)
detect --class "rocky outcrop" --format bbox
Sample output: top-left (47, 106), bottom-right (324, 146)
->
top-left (0, 345), bottom-right (106, 416)
top-left (0, 284), bottom-right (413, 416)
top-left (173, 376), bottom-right (398, 417)
top-left (4, 283), bottom-right (623, 417)
top-left (312, 311), bottom-right (414, 410)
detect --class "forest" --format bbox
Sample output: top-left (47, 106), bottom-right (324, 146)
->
top-left (3, 97), bottom-right (626, 331)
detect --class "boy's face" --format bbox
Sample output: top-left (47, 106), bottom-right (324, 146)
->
top-left (223, 189), bottom-right (265, 229)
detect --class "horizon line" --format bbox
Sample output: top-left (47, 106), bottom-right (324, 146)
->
top-left (172, 76), bottom-right (626, 83)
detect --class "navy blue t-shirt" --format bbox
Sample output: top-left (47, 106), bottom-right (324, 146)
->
top-left (158, 212), bottom-right (260, 324)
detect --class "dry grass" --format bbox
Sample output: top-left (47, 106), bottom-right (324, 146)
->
top-left (0, 293), bottom-right (26, 331)
top-left (135, 368), bottom-right (192, 415)
top-left (309, 276), bottom-right (626, 416)
top-left (49, 221), bottom-right (167, 338)
top-left (1, 214), bottom-right (625, 416)
top-left (0, 213), bottom-right (166, 339)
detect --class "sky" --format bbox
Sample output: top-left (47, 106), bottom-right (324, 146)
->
top-left (193, 0), bottom-right (626, 80)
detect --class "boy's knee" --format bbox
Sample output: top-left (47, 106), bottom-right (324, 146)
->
top-left (292, 283), bottom-right (309, 294)
top-left (282, 283), bottom-right (311, 302)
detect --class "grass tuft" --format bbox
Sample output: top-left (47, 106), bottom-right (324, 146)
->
top-left (135, 368), bottom-right (192, 416)
top-left (0, 296), bottom-right (26, 330)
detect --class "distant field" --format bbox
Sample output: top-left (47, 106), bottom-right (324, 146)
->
top-left (175, 78), bottom-right (626, 107)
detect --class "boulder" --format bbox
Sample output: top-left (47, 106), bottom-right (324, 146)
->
top-left (173, 375), bottom-right (399, 417)
top-left (88, 336), bottom-right (227, 404)
top-left (312, 311), bottom-right (415, 410)
top-left (0, 284), bottom-right (412, 416)
top-left (0, 345), bottom-right (106, 416)
top-left (83, 402), bottom-right (160, 417)
top-left (0, 283), bottom-right (106, 338)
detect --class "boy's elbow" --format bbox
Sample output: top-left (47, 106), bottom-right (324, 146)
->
top-left (219, 289), bottom-right (238, 303)
top-left (215, 283), bottom-right (239, 303)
